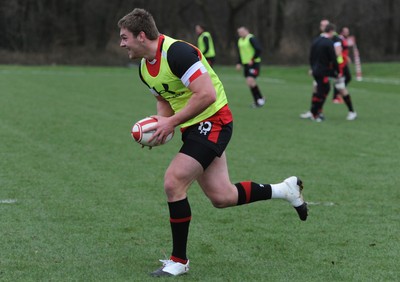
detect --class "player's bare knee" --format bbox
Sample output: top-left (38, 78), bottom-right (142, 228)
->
top-left (163, 181), bottom-right (187, 202)
top-left (211, 200), bottom-right (228, 208)
top-left (163, 171), bottom-right (191, 200)
top-left (341, 89), bottom-right (349, 96)
top-left (164, 175), bottom-right (179, 194)
top-left (209, 197), bottom-right (234, 208)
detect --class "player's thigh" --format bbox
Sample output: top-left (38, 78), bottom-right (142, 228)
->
top-left (335, 76), bottom-right (346, 90)
top-left (315, 76), bottom-right (330, 96)
top-left (246, 76), bottom-right (257, 87)
top-left (344, 66), bottom-right (352, 84)
top-left (197, 152), bottom-right (237, 206)
top-left (312, 80), bottom-right (317, 92)
top-left (165, 153), bottom-right (203, 196)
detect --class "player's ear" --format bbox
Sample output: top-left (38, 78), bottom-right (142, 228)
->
top-left (137, 31), bottom-right (146, 42)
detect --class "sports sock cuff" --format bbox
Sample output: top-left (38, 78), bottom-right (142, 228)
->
top-left (170, 255), bottom-right (188, 264)
top-left (235, 182), bottom-right (272, 205)
top-left (270, 183), bottom-right (286, 199)
top-left (168, 198), bottom-right (191, 221)
top-left (235, 182), bottom-right (249, 205)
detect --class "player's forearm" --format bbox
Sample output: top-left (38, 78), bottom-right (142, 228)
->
top-left (169, 90), bottom-right (216, 127)
top-left (156, 99), bottom-right (174, 117)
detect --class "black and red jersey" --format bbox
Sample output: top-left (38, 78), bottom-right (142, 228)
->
top-left (339, 35), bottom-right (350, 65)
top-left (309, 35), bottom-right (339, 77)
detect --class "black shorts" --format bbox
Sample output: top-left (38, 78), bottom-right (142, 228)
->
top-left (243, 63), bottom-right (260, 78)
top-left (179, 106), bottom-right (233, 170)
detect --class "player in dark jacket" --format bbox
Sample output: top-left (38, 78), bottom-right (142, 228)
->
top-left (303, 23), bottom-right (339, 121)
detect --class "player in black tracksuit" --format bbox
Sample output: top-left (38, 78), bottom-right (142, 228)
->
top-left (309, 23), bottom-right (339, 120)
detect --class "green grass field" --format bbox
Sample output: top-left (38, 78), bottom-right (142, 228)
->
top-left (1, 63), bottom-right (399, 281)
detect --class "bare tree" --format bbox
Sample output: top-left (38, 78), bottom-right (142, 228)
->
top-left (0, 0), bottom-right (399, 64)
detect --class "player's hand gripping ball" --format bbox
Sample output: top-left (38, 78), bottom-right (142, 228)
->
top-left (131, 117), bottom-right (174, 147)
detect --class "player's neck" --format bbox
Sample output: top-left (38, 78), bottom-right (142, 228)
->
top-left (145, 34), bottom-right (163, 62)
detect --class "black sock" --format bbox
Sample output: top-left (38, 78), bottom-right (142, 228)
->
top-left (311, 93), bottom-right (322, 116)
top-left (343, 95), bottom-right (354, 112)
top-left (235, 182), bottom-right (272, 205)
top-left (311, 92), bottom-right (328, 116)
top-left (168, 198), bottom-right (191, 262)
top-left (333, 87), bottom-right (339, 99)
top-left (250, 85), bottom-right (263, 102)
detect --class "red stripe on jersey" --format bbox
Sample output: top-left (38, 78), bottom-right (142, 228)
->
top-left (180, 104), bottom-right (233, 134)
top-left (189, 68), bottom-right (203, 84)
top-left (206, 105), bottom-right (233, 142)
top-left (217, 104), bottom-right (233, 124)
top-left (170, 216), bottom-right (192, 223)
top-left (146, 35), bottom-right (164, 77)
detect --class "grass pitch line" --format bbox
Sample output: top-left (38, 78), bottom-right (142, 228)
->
top-left (0, 199), bottom-right (17, 204)
top-left (362, 77), bottom-right (400, 85)
top-left (0, 69), bottom-right (131, 78)
top-left (307, 201), bottom-right (335, 206)
top-left (221, 74), bottom-right (285, 84)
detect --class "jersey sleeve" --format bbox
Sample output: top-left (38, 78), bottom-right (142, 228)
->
top-left (167, 41), bottom-right (207, 87)
top-left (249, 37), bottom-right (262, 59)
top-left (202, 36), bottom-right (210, 55)
top-left (332, 36), bottom-right (342, 48)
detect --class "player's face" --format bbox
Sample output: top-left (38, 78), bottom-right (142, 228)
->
top-left (195, 25), bottom-right (202, 35)
top-left (342, 27), bottom-right (350, 37)
top-left (325, 30), bottom-right (334, 39)
top-left (237, 27), bottom-right (248, 38)
top-left (119, 28), bottom-right (144, 60)
top-left (320, 20), bottom-right (329, 32)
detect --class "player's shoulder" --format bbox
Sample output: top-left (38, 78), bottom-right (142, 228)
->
top-left (168, 41), bottom-right (197, 57)
top-left (312, 35), bottom-right (325, 45)
top-left (332, 34), bottom-right (342, 43)
top-left (167, 41), bottom-right (200, 67)
top-left (167, 41), bottom-right (201, 78)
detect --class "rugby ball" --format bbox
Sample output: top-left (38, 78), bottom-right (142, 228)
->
top-left (131, 117), bottom-right (174, 147)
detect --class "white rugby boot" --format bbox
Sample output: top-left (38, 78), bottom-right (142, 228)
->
top-left (300, 111), bottom-right (313, 119)
top-left (150, 259), bottom-right (189, 277)
top-left (346, 111), bottom-right (357, 121)
top-left (272, 176), bottom-right (308, 221)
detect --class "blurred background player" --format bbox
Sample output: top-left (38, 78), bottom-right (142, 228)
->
top-left (301, 19), bottom-right (329, 119)
top-left (331, 26), bottom-right (357, 120)
top-left (195, 24), bottom-right (216, 67)
top-left (339, 27), bottom-right (352, 87)
top-left (332, 26), bottom-right (352, 104)
top-left (302, 23), bottom-right (339, 121)
top-left (235, 26), bottom-right (265, 108)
